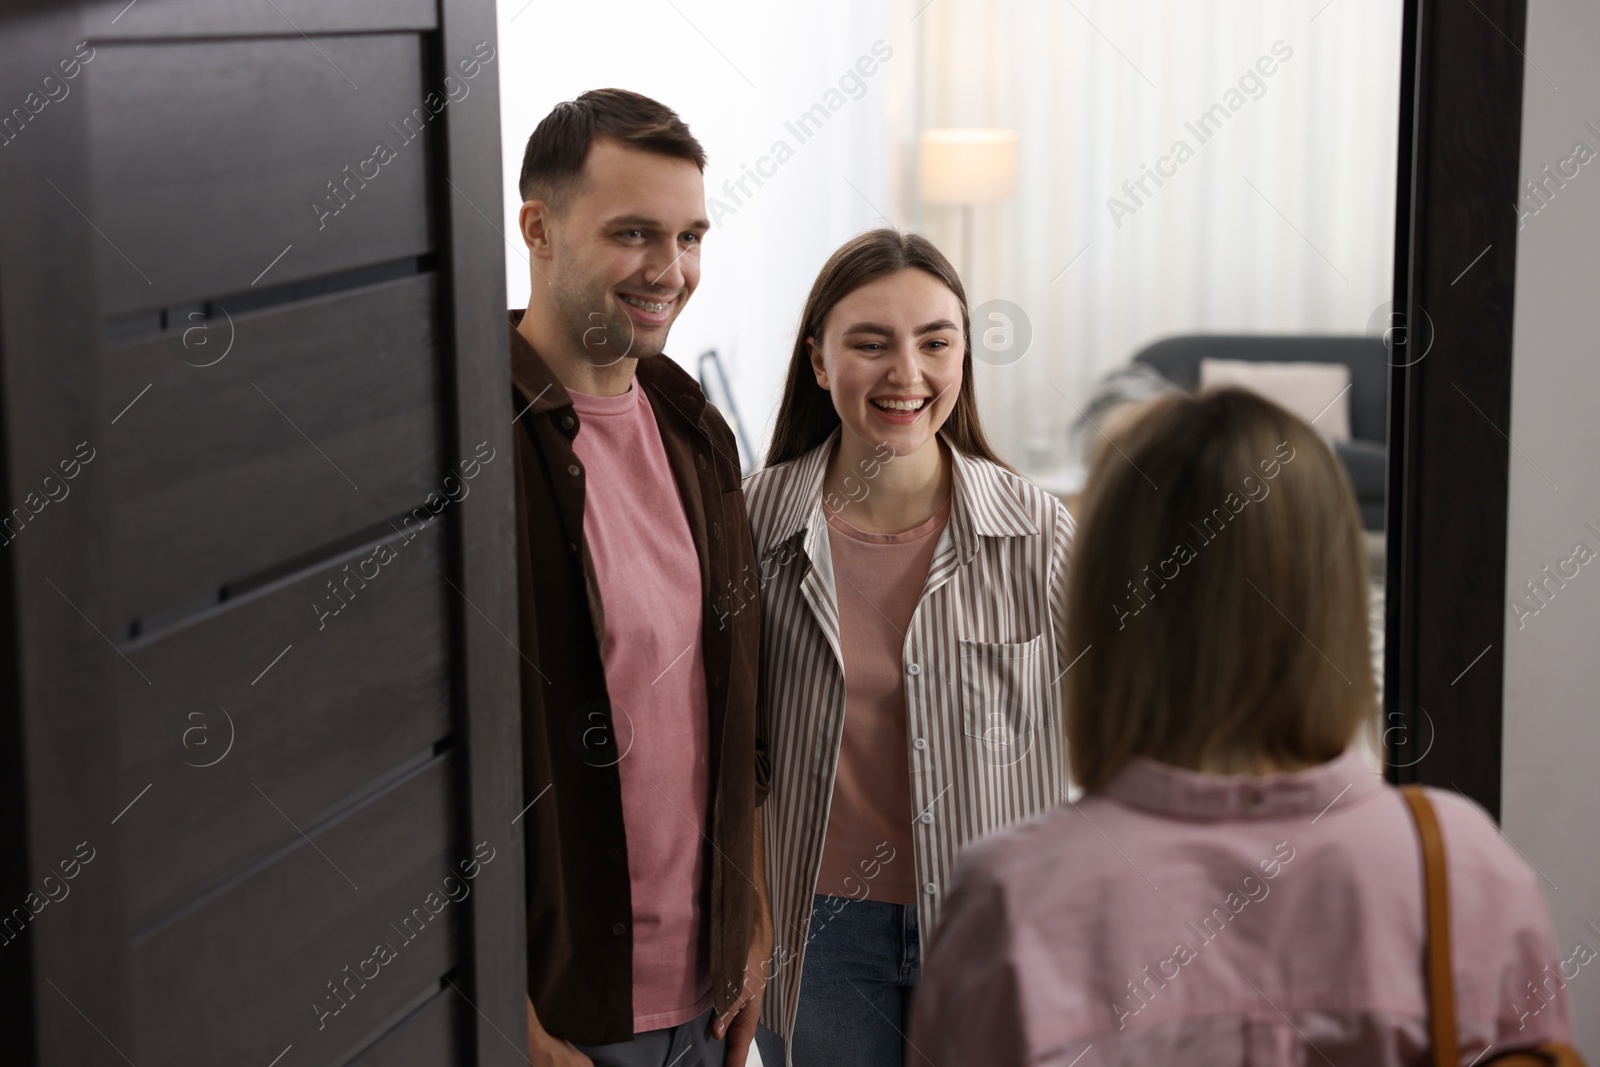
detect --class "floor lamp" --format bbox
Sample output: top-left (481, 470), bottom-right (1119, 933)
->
top-left (917, 128), bottom-right (1019, 286)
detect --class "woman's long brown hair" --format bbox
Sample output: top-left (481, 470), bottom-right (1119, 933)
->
top-left (762, 228), bottom-right (1010, 470)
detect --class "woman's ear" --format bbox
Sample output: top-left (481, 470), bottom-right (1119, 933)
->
top-left (807, 335), bottom-right (830, 390)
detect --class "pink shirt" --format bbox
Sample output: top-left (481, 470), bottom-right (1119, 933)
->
top-left (569, 382), bottom-right (712, 1033)
top-left (815, 498), bottom-right (952, 904)
top-left (910, 748), bottom-right (1573, 1065)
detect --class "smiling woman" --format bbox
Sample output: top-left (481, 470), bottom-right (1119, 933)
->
top-left (747, 228), bottom-right (1076, 1067)
top-left (765, 230), bottom-right (1005, 474)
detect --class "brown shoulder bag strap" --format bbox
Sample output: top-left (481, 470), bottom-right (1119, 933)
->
top-left (1401, 784), bottom-right (1460, 1067)
top-left (1400, 785), bottom-right (1589, 1067)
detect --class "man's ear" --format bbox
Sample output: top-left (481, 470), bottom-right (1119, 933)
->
top-left (519, 199), bottom-right (556, 262)
top-left (807, 336), bottom-right (829, 390)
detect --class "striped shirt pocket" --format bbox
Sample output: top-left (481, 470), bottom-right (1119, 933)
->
top-left (959, 633), bottom-right (1050, 769)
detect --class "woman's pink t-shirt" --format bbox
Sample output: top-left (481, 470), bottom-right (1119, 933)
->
top-left (816, 497), bottom-right (951, 903)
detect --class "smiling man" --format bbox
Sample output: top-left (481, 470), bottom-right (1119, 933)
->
top-left (508, 90), bottom-right (771, 1067)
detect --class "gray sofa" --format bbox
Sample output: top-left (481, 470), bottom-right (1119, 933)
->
top-left (1132, 335), bottom-right (1388, 530)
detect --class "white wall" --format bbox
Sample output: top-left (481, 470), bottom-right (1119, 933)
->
top-left (1501, 0), bottom-right (1600, 1054)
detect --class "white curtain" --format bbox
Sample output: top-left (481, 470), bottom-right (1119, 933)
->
top-left (904, 0), bottom-right (1403, 469)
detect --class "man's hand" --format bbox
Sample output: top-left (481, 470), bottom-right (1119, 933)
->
top-left (712, 914), bottom-right (773, 1066)
top-left (714, 818), bottom-right (774, 1066)
top-left (528, 995), bottom-right (593, 1067)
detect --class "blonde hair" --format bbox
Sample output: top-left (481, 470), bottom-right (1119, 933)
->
top-left (1066, 386), bottom-right (1376, 792)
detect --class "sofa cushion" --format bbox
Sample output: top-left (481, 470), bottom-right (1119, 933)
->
top-left (1199, 357), bottom-right (1352, 442)
top-left (1133, 335), bottom-right (1387, 444)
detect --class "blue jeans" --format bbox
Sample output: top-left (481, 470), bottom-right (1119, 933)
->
top-left (754, 893), bottom-right (930, 1067)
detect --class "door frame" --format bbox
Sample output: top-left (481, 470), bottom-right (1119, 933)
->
top-left (1384, 0), bottom-right (1529, 818)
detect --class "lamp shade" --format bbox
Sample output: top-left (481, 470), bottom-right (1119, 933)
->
top-left (918, 128), bottom-right (1019, 204)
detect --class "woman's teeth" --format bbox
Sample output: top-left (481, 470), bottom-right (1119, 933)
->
top-left (621, 294), bottom-right (670, 313)
top-left (872, 398), bottom-right (927, 412)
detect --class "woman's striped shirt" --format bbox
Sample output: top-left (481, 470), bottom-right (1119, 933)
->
top-left (744, 431), bottom-right (1076, 1060)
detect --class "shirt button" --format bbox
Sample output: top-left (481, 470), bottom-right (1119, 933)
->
top-left (913, 737), bottom-right (926, 751)
top-left (1245, 789), bottom-right (1264, 810)
top-left (568, 542), bottom-right (578, 554)
top-left (561, 415), bottom-right (575, 430)
top-left (924, 882), bottom-right (937, 896)
top-left (919, 812), bottom-right (933, 824)
top-left (567, 464), bottom-right (581, 477)
top-left (906, 663), bottom-right (921, 677)
top-left (612, 922), bottom-right (626, 936)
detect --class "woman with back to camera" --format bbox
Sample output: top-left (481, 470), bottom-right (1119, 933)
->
top-left (910, 387), bottom-right (1576, 1064)
top-left (743, 229), bottom-right (1075, 1067)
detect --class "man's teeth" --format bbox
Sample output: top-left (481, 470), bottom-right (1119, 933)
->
top-left (621, 294), bottom-right (670, 313)
top-left (872, 398), bottom-right (927, 412)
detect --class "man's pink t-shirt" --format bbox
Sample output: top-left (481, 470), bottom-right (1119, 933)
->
top-left (569, 381), bottom-right (712, 1033)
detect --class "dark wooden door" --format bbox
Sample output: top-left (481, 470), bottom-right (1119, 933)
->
top-left (0, 2), bottom-right (526, 1064)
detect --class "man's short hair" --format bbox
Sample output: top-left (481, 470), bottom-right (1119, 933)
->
top-left (518, 88), bottom-right (706, 210)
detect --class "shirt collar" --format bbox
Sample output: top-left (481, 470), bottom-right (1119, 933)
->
top-left (507, 309), bottom-right (706, 424)
top-left (1099, 747), bottom-right (1383, 821)
top-left (761, 429), bottom-right (1039, 562)
top-left (508, 310), bottom-right (570, 417)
